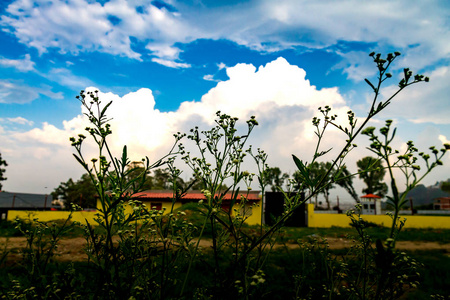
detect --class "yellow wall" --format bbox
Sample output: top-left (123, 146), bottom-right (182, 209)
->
top-left (10, 203), bottom-right (448, 229)
top-left (120, 200), bottom-right (184, 216)
top-left (243, 202), bottom-right (262, 226)
top-left (307, 204), bottom-right (450, 229)
top-left (7, 210), bottom-right (97, 224)
top-left (134, 199), bottom-right (263, 225)
top-left (8, 199), bottom-right (263, 225)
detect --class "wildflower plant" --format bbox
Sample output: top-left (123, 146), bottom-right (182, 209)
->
top-left (179, 111), bottom-right (273, 296)
top-left (284, 52), bottom-right (446, 300)
top-left (69, 90), bottom-right (190, 298)
top-left (362, 121), bottom-right (450, 239)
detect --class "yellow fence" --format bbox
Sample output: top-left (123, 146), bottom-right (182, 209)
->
top-left (12, 204), bottom-right (449, 229)
top-left (7, 210), bottom-right (98, 224)
top-left (6, 200), bottom-right (262, 226)
top-left (307, 204), bottom-right (450, 229)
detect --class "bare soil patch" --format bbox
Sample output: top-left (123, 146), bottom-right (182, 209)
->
top-left (309, 237), bottom-right (450, 251)
top-left (2, 237), bottom-right (449, 263)
top-left (1, 237), bottom-right (88, 262)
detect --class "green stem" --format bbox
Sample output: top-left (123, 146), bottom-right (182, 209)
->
top-left (180, 210), bottom-right (210, 296)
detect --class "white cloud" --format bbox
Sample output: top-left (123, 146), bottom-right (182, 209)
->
top-left (151, 58), bottom-right (191, 68)
top-left (1, 0), bottom-right (192, 65)
top-left (202, 74), bottom-right (217, 81)
top-left (217, 62), bottom-right (227, 70)
top-left (332, 51), bottom-right (378, 81)
top-left (1, 57), bottom-right (448, 198)
top-left (380, 66), bottom-right (450, 124)
top-left (6, 117), bottom-right (34, 126)
top-left (0, 80), bottom-right (63, 104)
top-left (439, 134), bottom-right (450, 145)
top-left (0, 58), bottom-right (352, 193)
top-left (42, 68), bottom-right (94, 89)
top-left (0, 54), bottom-right (35, 72)
top-left (146, 43), bottom-right (182, 60)
top-left (2, 0), bottom-right (448, 70)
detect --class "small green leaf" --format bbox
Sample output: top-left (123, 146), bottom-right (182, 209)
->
top-left (73, 154), bottom-right (88, 170)
top-left (100, 101), bottom-right (113, 118)
top-left (365, 78), bottom-right (376, 92)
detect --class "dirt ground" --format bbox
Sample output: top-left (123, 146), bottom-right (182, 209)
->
top-left (1, 236), bottom-right (449, 263)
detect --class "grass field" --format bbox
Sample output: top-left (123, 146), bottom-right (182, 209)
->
top-left (1, 220), bottom-right (449, 298)
top-left (279, 226), bottom-right (450, 244)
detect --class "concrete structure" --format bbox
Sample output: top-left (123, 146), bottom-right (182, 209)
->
top-left (434, 197), bottom-right (450, 210)
top-left (360, 194), bottom-right (382, 215)
top-left (7, 197), bottom-right (450, 230)
top-left (7, 190), bottom-right (263, 225)
top-left (0, 191), bottom-right (52, 220)
top-left (307, 204), bottom-right (450, 229)
top-left (126, 190), bottom-right (262, 225)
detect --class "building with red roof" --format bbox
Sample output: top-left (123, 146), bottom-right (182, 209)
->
top-left (360, 194), bottom-right (382, 215)
top-left (123, 190), bottom-right (262, 225)
top-left (434, 197), bottom-right (450, 210)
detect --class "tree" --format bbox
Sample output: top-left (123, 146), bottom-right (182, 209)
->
top-left (152, 168), bottom-right (172, 190)
top-left (291, 170), bottom-right (306, 192)
top-left (293, 162), bottom-right (334, 209)
top-left (0, 153), bottom-right (7, 190)
top-left (262, 167), bottom-right (289, 192)
top-left (317, 162), bottom-right (334, 209)
top-left (293, 162), bottom-right (359, 208)
top-left (186, 173), bottom-right (206, 190)
top-left (441, 181), bottom-right (450, 193)
top-left (125, 163), bottom-right (153, 191)
top-left (151, 168), bottom-right (187, 191)
top-left (334, 165), bottom-right (359, 203)
top-left (356, 156), bottom-right (388, 197)
top-left (52, 173), bottom-right (97, 208)
top-left (185, 173), bottom-right (229, 192)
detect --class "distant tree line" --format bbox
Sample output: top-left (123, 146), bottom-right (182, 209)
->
top-left (51, 156), bottom-right (400, 209)
top-left (0, 153), bottom-right (7, 190)
top-left (51, 164), bottom-right (213, 209)
top-left (262, 156), bottom-right (388, 209)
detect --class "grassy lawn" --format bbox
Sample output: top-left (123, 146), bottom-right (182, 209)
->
top-left (2, 218), bottom-right (450, 243)
top-left (1, 219), bottom-right (449, 298)
top-left (278, 226), bottom-right (450, 244)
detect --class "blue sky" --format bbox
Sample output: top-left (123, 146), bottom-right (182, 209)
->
top-left (0, 0), bottom-right (449, 199)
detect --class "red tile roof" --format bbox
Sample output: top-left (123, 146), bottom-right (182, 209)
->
top-left (131, 190), bottom-right (260, 201)
top-left (360, 194), bottom-right (382, 199)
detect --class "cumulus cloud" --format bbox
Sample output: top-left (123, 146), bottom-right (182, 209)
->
top-left (1, 57), bottom-right (448, 196)
top-left (0, 58), bottom-right (353, 193)
top-left (1, 0), bottom-right (448, 70)
top-left (439, 135), bottom-right (450, 145)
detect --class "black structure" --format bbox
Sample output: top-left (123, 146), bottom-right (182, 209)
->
top-left (264, 192), bottom-right (306, 227)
